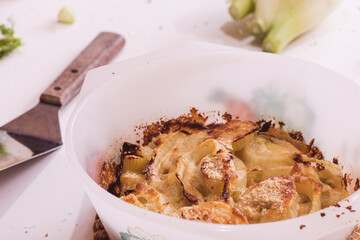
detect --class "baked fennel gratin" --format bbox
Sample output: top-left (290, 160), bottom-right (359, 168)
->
top-left (100, 110), bottom-right (349, 224)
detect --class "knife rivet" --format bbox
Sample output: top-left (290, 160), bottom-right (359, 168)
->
top-left (71, 69), bottom-right (78, 73)
top-left (54, 86), bottom-right (61, 91)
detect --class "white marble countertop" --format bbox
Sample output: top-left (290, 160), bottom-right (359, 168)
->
top-left (0, 0), bottom-right (359, 239)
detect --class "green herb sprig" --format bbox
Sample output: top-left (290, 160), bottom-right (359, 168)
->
top-left (0, 23), bottom-right (21, 59)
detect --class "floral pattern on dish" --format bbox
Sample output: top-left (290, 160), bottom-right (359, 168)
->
top-left (209, 85), bottom-right (314, 136)
top-left (120, 227), bottom-right (168, 240)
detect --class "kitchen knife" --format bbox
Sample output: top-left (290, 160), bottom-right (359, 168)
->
top-left (0, 32), bottom-right (125, 171)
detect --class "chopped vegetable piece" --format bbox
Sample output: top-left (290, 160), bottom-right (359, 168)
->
top-left (58, 7), bottom-right (75, 24)
top-left (228, 0), bottom-right (341, 53)
top-left (229, 0), bottom-right (254, 20)
top-left (0, 24), bottom-right (21, 59)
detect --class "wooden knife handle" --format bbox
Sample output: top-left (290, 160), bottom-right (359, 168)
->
top-left (40, 32), bottom-right (125, 107)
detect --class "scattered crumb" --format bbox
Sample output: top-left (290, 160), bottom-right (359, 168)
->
top-left (355, 179), bottom-right (360, 191)
top-left (158, 26), bottom-right (163, 30)
top-left (112, 72), bottom-right (115, 75)
top-left (334, 203), bottom-right (341, 208)
top-left (336, 214), bottom-right (341, 218)
top-left (25, 231), bottom-right (28, 234)
top-left (300, 224), bottom-right (306, 230)
top-left (45, 233), bottom-right (48, 237)
top-left (346, 206), bottom-right (356, 212)
top-left (320, 212), bottom-right (325, 217)
top-left (344, 173), bottom-right (353, 188)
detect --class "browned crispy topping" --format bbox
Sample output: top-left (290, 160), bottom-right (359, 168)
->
top-left (293, 154), bottom-right (302, 163)
top-left (175, 173), bottom-right (200, 204)
top-left (100, 162), bottom-right (122, 197)
top-left (222, 112), bottom-right (232, 122)
top-left (119, 142), bottom-right (141, 177)
top-left (143, 156), bottom-right (155, 180)
top-left (208, 120), bottom-right (258, 142)
top-left (222, 181), bottom-right (230, 201)
top-left (343, 173), bottom-right (354, 189)
top-left (142, 123), bottom-right (162, 145)
top-left (180, 201), bottom-right (248, 224)
top-left (142, 108), bottom-right (208, 145)
top-left (316, 163), bottom-right (325, 171)
top-left (334, 203), bottom-right (341, 207)
top-left (355, 179), bottom-right (360, 192)
top-left (180, 130), bottom-right (191, 135)
top-left (239, 177), bottom-right (299, 223)
top-left (121, 142), bottom-right (140, 157)
top-left (333, 157), bottom-right (339, 165)
top-left (293, 154), bottom-right (310, 166)
top-left (121, 194), bottom-right (144, 208)
top-left (300, 224), bottom-right (306, 230)
top-left (258, 120), bottom-right (272, 132)
top-left (307, 144), bottom-right (324, 160)
top-left (123, 189), bottom-right (135, 196)
top-left (308, 138), bottom-right (315, 148)
top-left (201, 152), bottom-right (237, 181)
top-left (142, 109), bottom-right (259, 146)
top-left (344, 173), bottom-right (349, 188)
top-left (290, 175), bottom-right (323, 193)
top-left (289, 131), bottom-right (304, 142)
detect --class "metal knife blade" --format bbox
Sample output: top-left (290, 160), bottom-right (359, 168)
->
top-left (0, 32), bottom-right (125, 171)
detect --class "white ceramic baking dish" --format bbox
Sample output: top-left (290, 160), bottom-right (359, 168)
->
top-left (65, 42), bottom-right (360, 240)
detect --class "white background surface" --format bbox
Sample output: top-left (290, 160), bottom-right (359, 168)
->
top-left (0, 0), bottom-right (359, 239)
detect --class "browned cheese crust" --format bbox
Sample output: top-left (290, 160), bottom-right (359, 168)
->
top-left (180, 201), bottom-right (248, 224)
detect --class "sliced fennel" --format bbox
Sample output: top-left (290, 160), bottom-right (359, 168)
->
top-left (58, 7), bottom-right (75, 24)
top-left (229, 0), bottom-right (341, 53)
top-left (229, 0), bottom-right (254, 20)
